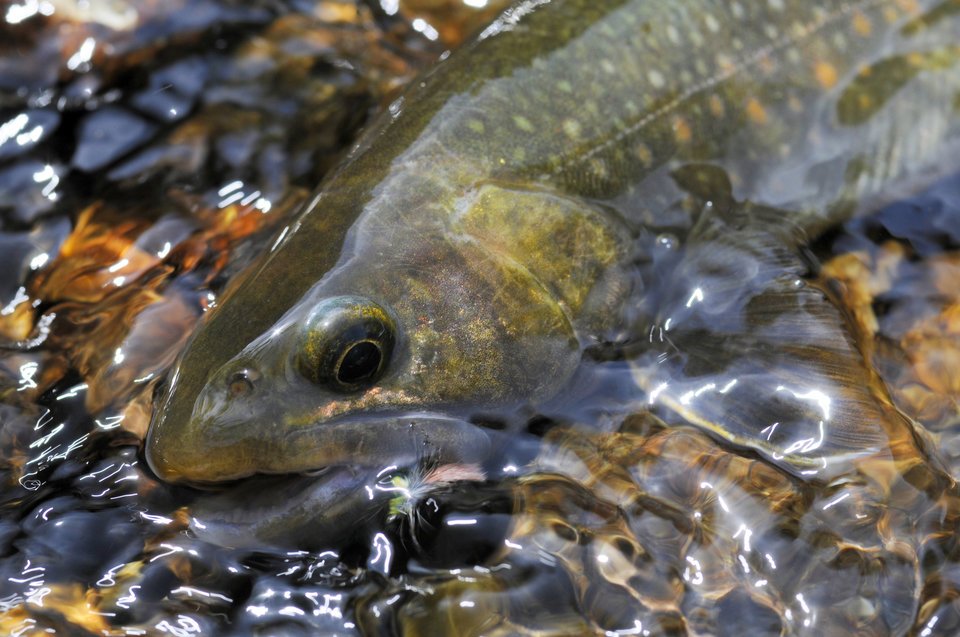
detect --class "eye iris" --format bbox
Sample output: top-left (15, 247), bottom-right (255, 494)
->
top-left (336, 341), bottom-right (382, 385)
top-left (297, 296), bottom-right (396, 391)
top-left (228, 371), bottom-right (253, 397)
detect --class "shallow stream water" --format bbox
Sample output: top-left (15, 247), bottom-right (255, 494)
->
top-left (0, 1), bottom-right (958, 636)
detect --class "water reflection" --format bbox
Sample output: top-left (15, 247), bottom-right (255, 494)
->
top-left (0, 1), bottom-right (442, 634)
top-left (1, 1), bottom-right (960, 636)
top-left (415, 422), bottom-right (924, 635)
top-left (4, 1), bottom-right (54, 26)
top-left (631, 209), bottom-right (910, 480)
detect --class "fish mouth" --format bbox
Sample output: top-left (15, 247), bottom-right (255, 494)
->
top-left (187, 466), bottom-right (395, 549)
top-left (184, 410), bottom-right (496, 549)
top-left (276, 410), bottom-right (494, 475)
top-left (149, 409), bottom-right (493, 485)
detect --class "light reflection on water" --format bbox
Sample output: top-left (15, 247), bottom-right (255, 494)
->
top-left (0, 0), bottom-right (958, 636)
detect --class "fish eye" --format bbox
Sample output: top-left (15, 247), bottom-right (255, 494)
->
top-left (297, 295), bottom-right (396, 392)
top-left (227, 368), bottom-right (260, 397)
top-left (336, 340), bottom-right (382, 385)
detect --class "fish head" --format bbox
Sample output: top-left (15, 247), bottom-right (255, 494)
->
top-left (145, 182), bottom-right (621, 484)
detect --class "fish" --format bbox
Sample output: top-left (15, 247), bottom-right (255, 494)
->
top-left (146, 0), bottom-right (960, 489)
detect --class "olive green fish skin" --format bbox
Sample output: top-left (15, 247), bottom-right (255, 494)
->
top-left (147, 0), bottom-right (960, 483)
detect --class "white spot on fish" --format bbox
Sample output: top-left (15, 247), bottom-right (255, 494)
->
top-left (666, 24), bottom-right (680, 44)
top-left (512, 115), bottom-right (535, 132)
top-left (833, 32), bottom-right (848, 51)
top-left (648, 69), bottom-right (666, 88)
top-left (562, 118), bottom-right (582, 140)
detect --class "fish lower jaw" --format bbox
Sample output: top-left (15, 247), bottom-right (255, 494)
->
top-left (279, 410), bottom-right (494, 472)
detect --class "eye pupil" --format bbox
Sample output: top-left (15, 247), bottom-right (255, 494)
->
top-left (336, 341), bottom-right (382, 386)
top-left (227, 371), bottom-right (254, 397)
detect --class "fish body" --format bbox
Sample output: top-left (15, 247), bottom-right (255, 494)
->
top-left (147, 0), bottom-right (960, 484)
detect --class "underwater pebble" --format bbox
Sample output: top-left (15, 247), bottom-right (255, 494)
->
top-left (71, 106), bottom-right (158, 172)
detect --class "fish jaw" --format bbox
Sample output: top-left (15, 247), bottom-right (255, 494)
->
top-left (145, 319), bottom-right (498, 482)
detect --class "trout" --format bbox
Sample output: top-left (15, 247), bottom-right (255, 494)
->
top-left (146, 0), bottom-right (960, 487)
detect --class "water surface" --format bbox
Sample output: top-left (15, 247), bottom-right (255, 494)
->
top-left (0, 1), bottom-right (958, 635)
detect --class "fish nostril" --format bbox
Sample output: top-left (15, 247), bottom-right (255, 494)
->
top-left (226, 368), bottom-right (260, 397)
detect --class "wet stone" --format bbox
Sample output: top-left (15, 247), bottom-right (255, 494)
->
top-left (71, 106), bottom-right (159, 172)
top-left (105, 141), bottom-right (203, 183)
top-left (233, 577), bottom-right (359, 636)
top-left (16, 502), bottom-right (143, 584)
top-left (0, 2), bottom-right (441, 635)
top-left (130, 56), bottom-right (210, 123)
top-left (2, 2), bottom-right (960, 636)
top-left (0, 519), bottom-right (17, 554)
top-left (0, 161), bottom-right (67, 226)
top-left (0, 109), bottom-right (60, 161)
top-left (60, 76), bottom-right (104, 108)
top-left (0, 216), bottom-right (70, 301)
top-left (130, 86), bottom-right (196, 124)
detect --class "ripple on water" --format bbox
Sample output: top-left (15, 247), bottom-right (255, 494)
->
top-left (1, 2), bottom-right (960, 636)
